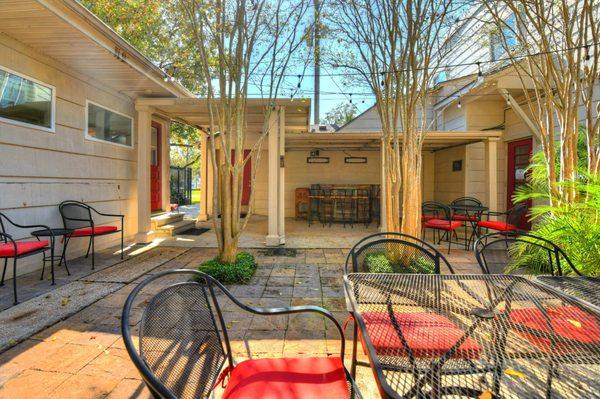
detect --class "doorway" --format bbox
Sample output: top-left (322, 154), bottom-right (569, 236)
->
top-left (231, 149), bottom-right (252, 206)
top-left (507, 137), bottom-right (532, 228)
top-left (151, 122), bottom-right (162, 212)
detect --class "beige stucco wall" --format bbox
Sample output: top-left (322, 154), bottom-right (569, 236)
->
top-left (0, 33), bottom-right (147, 278)
top-left (433, 146), bottom-right (466, 204)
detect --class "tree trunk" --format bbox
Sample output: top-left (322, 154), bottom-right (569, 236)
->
top-left (220, 235), bottom-right (239, 263)
top-left (400, 144), bottom-right (422, 238)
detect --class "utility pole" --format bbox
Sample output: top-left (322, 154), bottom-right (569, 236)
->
top-left (313, 0), bottom-right (320, 125)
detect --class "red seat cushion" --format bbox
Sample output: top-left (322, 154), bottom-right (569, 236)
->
top-left (422, 215), bottom-right (435, 222)
top-left (509, 306), bottom-right (600, 353)
top-left (424, 219), bottom-right (462, 230)
top-left (222, 357), bottom-right (349, 399)
top-left (0, 240), bottom-right (49, 257)
top-left (477, 220), bottom-right (517, 231)
top-left (452, 214), bottom-right (479, 222)
top-left (361, 311), bottom-right (480, 359)
top-left (69, 226), bottom-right (118, 237)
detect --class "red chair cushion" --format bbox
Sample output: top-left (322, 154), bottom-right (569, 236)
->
top-left (361, 311), bottom-right (480, 359)
top-left (0, 240), bottom-right (49, 257)
top-left (222, 357), bottom-right (349, 399)
top-left (509, 306), bottom-right (600, 353)
top-left (69, 226), bottom-right (118, 237)
top-left (424, 219), bottom-right (462, 230)
top-left (477, 220), bottom-right (517, 232)
top-left (422, 215), bottom-right (435, 222)
top-left (452, 214), bottom-right (479, 222)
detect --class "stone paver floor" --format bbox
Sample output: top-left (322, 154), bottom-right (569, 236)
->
top-left (0, 244), bottom-right (480, 399)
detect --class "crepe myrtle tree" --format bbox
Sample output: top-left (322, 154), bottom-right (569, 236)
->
top-left (175, 0), bottom-right (313, 262)
top-left (481, 0), bottom-right (600, 203)
top-left (326, 0), bottom-right (458, 237)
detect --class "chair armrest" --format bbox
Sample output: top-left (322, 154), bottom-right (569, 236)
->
top-left (92, 210), bottom-right (124, 219)
top-left (0, 233), bottom-right (17, 253)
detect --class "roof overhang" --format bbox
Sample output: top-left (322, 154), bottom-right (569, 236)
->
top-left (285, 131), bottom-right (503, 152)
top-left (136, 97), bottom-right (311, 134)
top-left (0, 0), bottom-right (193, 99)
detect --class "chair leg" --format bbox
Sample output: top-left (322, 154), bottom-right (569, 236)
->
top-left (91, 236), bottom-right (95, 270)
top-left (85, 236), bottom-right (93, 258)
top-left (351, 317), bottom-right (358, 379)
top-left (120, 230), bottom-right (124, 260)
top-left (1, 258), bottom-right (7, 286)
top-left (40, 251), bottom-right (46, 280)
top-left (447, 230), bottom-right (452, 254)
top-left (50, 245), bottom-right (55, 286)
top-left (12, 258), bottom-right (18, 305)
top-left (61, 237), bottom-right (71, 276)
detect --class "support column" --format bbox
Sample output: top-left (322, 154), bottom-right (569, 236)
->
top-left (379, 137), bottom-right (387, 231)
top-left (266, 106), bottom-right (284, 246)
top-left (197, 132), bottom-right (210, 222)
top-left (160, 119), bottom-right (171, 212)
top-left (277, 107), bottom-right (286, 244)
top-left (485, 137), bottom-right (499, 216)
top-left (135, 105), bottom-right (154, 243)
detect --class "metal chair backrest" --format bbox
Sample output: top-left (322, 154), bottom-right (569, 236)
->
top-left (450, 196), bottom-right (482, 207)
top-left (506, 203), bottom-right (528, 226)
top-left (422, 201), bottom-right (451, 220)
top-left (122, 270), bottom-right (233, 399)
top-left (474, 232), bottom-right (582, 276)
top-left (0, 213), bottom-right (10, 242)
top-left (59, 201), bottom-right (93, 230)
top-left (345, 232), bottom-right (454, 274)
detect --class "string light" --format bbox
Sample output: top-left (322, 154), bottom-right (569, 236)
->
top-left (457, 100), bottom-right (462, 108)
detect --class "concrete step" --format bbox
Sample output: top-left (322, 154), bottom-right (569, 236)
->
top-left (151, 212), bottom-right (184, 229)
top-left (154, 219), bottom-right (196, 237)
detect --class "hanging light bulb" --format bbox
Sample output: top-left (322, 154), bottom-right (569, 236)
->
top-left (457, 99), bottom-right (462, 109)
top-left (506, 97), bottom-right (511, 107)
top-left (476, 62), bottom-right (484, 84)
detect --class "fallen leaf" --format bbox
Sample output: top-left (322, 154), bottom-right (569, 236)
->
top-left (61, 297), bottom-right (71, 306)
top-left (478, 390), bottom-right (492, 399)
top-left (568, 319), bottom-right (582, 328)
top-left (505, 368), bottom-right (526, 379)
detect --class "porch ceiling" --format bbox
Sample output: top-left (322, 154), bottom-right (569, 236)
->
top-left (135, 97), bottom-right (311, 134)
top-left (285, 131), bottom-right (503, 151)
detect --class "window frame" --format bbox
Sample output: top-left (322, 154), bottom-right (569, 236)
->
top-left (85, 99), bottom-right (134, 149)
top-left (0, 64), bottom-right (56, 133)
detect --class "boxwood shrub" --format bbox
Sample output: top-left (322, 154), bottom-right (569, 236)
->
top-left (198, 252), bottom-right (257, 285)
top-left (364, 252), bottom-right (435, 274)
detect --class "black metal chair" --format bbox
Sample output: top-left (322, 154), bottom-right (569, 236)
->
top-left (473, 231), bottom-right (582, 276)
top-left (58, 201), bottom-right (124, 269)
top-left (421, 201), bottom-right (463, 253)
top-left (355, 189), bottom-right (371, 228)
top-left (0, 213), bottom-right (52, 305)
top-left (477, 202), bottom-right (528, 234)
top-left (450, 197), bottom-right (485, 249)
top-left (307, 188), bottom-right (321, 227)
top-left (122, 269), bottom-right (361, 399)
top-left (319, 188), bottom-right (334, 227)
top-left (343, 233), bottom-right (457, 378)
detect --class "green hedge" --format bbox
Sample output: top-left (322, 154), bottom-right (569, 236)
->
top-left (364, 252), bottom-right (436, 274)
top-left (198, 252), bottom-right (257, 284)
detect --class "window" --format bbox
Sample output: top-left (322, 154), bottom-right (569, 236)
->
top-left (491, 13), bottom-right (517, 61)
top-left (0, 66), bottom-right (54, 131)
top-left (86, 101), bottom-right (133, 147)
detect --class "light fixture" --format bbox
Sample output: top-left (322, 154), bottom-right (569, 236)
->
top-left (457, 100), bottom-right (462, 109)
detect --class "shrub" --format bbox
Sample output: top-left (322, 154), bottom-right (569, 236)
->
top-left (364, 252), bottom-right (436, 274)
top-left (198, 252), bottom-right (257, 284)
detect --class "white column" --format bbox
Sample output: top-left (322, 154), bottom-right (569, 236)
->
top-left (379, 137), bottom-right (387, 231)
top-left (485, 137), bottom-right (499, 216)
top-left (161, 119), bottom-right (171, 212)
top-left (266, 107), bottom-right (282, 246)
top-left (277, 106), bottom-right (286, 244)
top-left (197, 132), bottom-right (210, 222)
top-left (135, 105), bottom-right (154, 243)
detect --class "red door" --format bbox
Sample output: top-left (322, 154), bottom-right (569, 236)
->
top-left (507, 137), bottom-right (532, 229)
top-left (150, 122), bottom-right (162, 211)
top-left (231, 149), bottom-right (252, 206)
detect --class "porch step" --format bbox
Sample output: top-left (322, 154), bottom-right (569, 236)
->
top-left (151, 212), bottom-right (184, 229)
top-left (154, 219), bottom-right (196, 237)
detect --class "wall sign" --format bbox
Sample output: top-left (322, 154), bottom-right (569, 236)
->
top-left (307, 157), bottom-right (329, 164)
top-left (345, 157), bottom-right (367, 164)
top-left (452, 160), bottom-right (463, 171)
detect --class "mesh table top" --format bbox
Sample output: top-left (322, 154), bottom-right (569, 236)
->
top-left (534, 276), bottom-right (600, 310)
top-left (344, 273), bottom-right (600, 398)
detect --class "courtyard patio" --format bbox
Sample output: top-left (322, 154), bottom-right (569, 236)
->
top-left (0, 238), bottom-right (480, 399)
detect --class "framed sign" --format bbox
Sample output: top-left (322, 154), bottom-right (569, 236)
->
top-left (452, 160), bottom-right (463, 171)
top-left (345, 157), bottom-right (367, 164)
top-left (307, 157), bottom-right (329, 164)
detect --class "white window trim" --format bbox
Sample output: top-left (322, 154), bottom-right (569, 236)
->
top-left (0, 64), bottom-right (56, 133)
top-left (85, 100), bottom-right (134, 149)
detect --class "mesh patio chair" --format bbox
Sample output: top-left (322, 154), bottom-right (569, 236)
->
top-left (59, 201), bottom-right (124, 269)
top-left (343, 233), bottom-right (466, 379)
top-left (122, 269), bottom-right (361, 399)
top-left (477, 202), bottom-right (528, 234)
top-left (450, 196), bottom-right (485, 249)
top-left (0, 213), bottom-right (52, 304)
top-left (450, 196), bottom-right (483, 221)
top-left (421, 201), bottom-right (463, 253)
top-left (473, 231), bottom-right (582, 276)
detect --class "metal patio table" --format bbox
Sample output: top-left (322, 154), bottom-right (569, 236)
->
top-left (534, 276), bottom-right (600, 310)
top-left (449, 204), bottom-right (488, 246)
top-left (31, 228), bottom-right (72, 285)
top-left (344, 273), bottom-right (600, 398)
